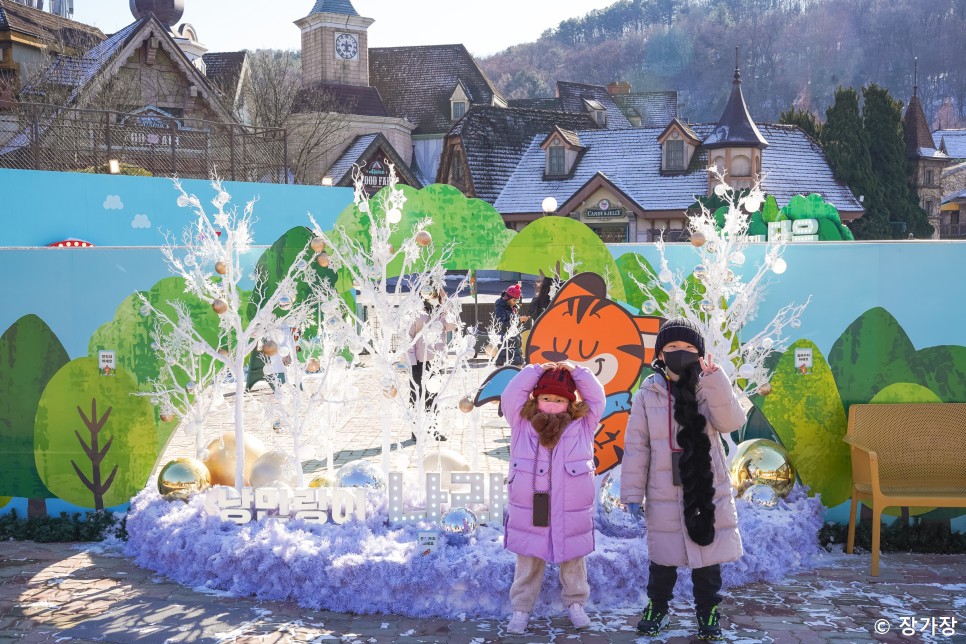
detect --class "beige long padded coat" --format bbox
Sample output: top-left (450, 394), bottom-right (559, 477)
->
top-left (621, 368), bottom-right (747, 569)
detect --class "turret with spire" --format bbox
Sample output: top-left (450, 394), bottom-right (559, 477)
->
top-left (703, 48), bottom-right (768, 192)
top-left (902, 57), bottom-right (948, 239)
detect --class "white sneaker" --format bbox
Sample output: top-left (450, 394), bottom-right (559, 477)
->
top-left (568, 603), bottom-right (591, 629)
top-left (506, 610), bottom-right (530, 634)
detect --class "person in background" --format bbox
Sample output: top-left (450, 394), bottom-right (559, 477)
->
top-left (407, 287), bottom-right (457, 441)
top-left (494, 284), bottom-right (528, 366)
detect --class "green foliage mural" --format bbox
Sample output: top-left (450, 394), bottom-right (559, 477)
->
top-left (333, 184), bottom-right (514, 276)
top-left (498, 216), bottom-right (626, 301)
top-left (778, 194), bottom-right (854, 241)
top-left (760, 339), bottom-right (851, 508)
top-left (615, 253), bottom-right (667, 311)
top-left (34, 358), bottom-right (156, 509)
top-left (0, 315), bottom-right (69, 517)
top-left (869, 383), bottom-right (942, 404)
top-left (828, 307), bottom-right (917, 413)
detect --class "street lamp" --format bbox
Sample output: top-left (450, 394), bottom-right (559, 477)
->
top-left (542, 196), bottom-right (557, 215)
top-left (322, 176), bottom-right (333, 187)
top-left (108, 159), bottom-right (120, 174)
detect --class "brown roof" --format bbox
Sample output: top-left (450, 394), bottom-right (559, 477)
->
top-left (903, 92), bottom-right (938, 158)
top-left (0, 0), bottom-right (105, 52)
top-left (293, 81), bottom-right (388, 117)
top-left (369, 44), bottom-right (504, 135)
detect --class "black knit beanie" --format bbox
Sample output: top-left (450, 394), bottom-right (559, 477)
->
top-left (654, 317), bottom-right (706, 358)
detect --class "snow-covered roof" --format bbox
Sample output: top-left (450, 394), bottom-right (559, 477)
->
top-left (556, 81), bottom-right (631, 129)
top-left (327, 134), bottom-right (378, 185)
top-left (613, 92), bottom-right (678, 128)
top-left (493, 124), bottom-right (863, 215)
top-left (936, 129), bottom-right (966, 159)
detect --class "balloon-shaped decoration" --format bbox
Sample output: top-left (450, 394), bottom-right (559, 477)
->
top-left (335, 460), bottom-right (386, 490)
top-left (386, 207), bottom-right (402, 224)
top-left (215, 261), bottom-right (228, 275)
top-left (203, 432), bottom-right (266, 486)
top-left (249, 451), bottom-right (298, 489)
top-left (757, 383), bottom-right (773, 396)
top-left (741, 483), bottom-right (778, 508)
top-left (157, 457), bottom-right (211, 501)
top-left (310, 237), bottom-right (326, 253)
top-left (306, 358), bottom-right (321, 373)
top-left (393, 361), bottom-right (410, 373)
top-left (383, 385), bottom-right (398, 398)
top-left (218, 347), bottom-right (230, 358)
top-left (484, 344), bottom-right (499, 358)
top-left (415, 230), bottom-right (432, 247)
top-left (440, 507), bottom-right (479, 545)
top-left (690, 231), bottom-right (707, 247)
top-left (729, 438), bottom-right (796, 498)
top-left (308, 474), bottom-right (333, 488)
top-left (159, 410), bottom-right (175, 423)
top-left (316, 252), bottom-right (330, 268)
top-left (261, 340), bottom-right (279, 357)
top-left (277, 296), bottom-right (293, 311)
top-left (458, 396), bottom-right (474, 413)
top-left (211, 298), bottom-right (228, 314)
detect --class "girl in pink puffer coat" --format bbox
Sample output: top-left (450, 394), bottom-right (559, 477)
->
top-left (501, 362), bottom-right (605, 634)
top-left (621, 318), bottom-right (747, 641)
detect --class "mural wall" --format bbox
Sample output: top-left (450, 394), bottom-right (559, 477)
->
top-left (1, 168), bottom-right (964, 530)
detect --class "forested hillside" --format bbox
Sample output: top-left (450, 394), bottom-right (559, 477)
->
top-left (480, 0), bottom-right (965, 127)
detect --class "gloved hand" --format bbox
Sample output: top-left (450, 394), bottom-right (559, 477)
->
top-left (627, 502), bottom-right (642, 517)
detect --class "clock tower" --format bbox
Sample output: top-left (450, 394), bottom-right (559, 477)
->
top-left (296, 0), bottom-right (374, 87)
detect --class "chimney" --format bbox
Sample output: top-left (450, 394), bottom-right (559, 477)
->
top-left (607, 81), bottom-right (631, 95)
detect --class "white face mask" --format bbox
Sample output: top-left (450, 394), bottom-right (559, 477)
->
top-left (427, 297), bottom-right (439, 306)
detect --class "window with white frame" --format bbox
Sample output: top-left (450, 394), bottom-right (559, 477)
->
top-left (548, 143), bottom-right (566, 175)
top-left (452, 101), bottom-right (466, 120)
top-left (664, 139), bottom-right (685, 171)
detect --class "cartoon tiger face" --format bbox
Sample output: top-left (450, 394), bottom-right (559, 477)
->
top-left (526, 273), bottom-right (659, 395)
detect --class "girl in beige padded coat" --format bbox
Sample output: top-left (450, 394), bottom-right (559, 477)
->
top-left (620, 318), bottom-right (747, 641)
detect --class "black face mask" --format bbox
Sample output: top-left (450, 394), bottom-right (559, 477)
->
top-left (662, 349), bottom-right (701, 376)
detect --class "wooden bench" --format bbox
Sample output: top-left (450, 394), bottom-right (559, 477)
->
top-left (844, 403), bottom-right (966, 575)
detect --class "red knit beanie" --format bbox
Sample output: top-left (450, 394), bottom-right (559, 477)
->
top-left (532, 368), bottom-right (577, 402)
top-left (506, 284), bottom-right (522, 299)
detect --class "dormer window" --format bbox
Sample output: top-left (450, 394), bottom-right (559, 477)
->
top-left (450, 81), bottom-right (471, 122)
top-left (452, 101), bottom-right (466, 120)
top-left (582, 98), bottom-right (606, 126)
top-left (658, 119), bottom-right (701, 174)
top-left (540, 127), bottom-right (585, 178)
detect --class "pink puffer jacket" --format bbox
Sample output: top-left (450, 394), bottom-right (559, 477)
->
top-left (621, 368), bottom-right (747, 569)
top-left (502, 364), bottom-right (605, 563)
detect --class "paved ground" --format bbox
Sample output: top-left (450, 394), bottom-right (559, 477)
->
top-left (4, 360), bottom-right (966, 643)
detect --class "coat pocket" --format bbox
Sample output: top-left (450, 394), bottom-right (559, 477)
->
top-left (564, 459), bottom-right (595, 510)
top-left (507, 457), bottom-right (549, 505)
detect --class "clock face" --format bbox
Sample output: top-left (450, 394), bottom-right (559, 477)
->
top-left (335, 33), bottom-right (359, 60)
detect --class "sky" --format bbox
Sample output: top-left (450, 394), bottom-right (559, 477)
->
top-left (72, 0), bottom-right (615, 58)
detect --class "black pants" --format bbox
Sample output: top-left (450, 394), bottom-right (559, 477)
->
top-left (646, 561), bottom-right (722, 613)
top-left (409, 361), bottom-right (435, 411)
top-left (495, 336), bottom-right (522, 366)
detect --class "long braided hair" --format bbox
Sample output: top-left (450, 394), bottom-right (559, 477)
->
top-left (661, 361), bottom-right (717, 546)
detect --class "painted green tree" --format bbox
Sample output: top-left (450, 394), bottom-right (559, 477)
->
top-left (760, 339), bottom-right (851, 507)
top-left (498, 216), bottom-right (626, 301)
top-left (778, 194), bottom-right (854, 241)
top-left (0, 315), bottom-right (69, 517)
top-left (333, 183), bottom-right (514, 276)
top-left (34, 358), bottom-right (156, 509)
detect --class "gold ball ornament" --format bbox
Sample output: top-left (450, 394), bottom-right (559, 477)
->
top-left (484, 343), bottom-right (499, 358)
top-left (306, 358), bottom-right (321, 373)
top-left (158, 457), bottom-right (211, 501)
top-left (690, 231), bottom-right (707, 247)
top-left (458, 396), bottom-right (475, 413)
top-left (218, 348), bottom-right (230, 358)
top-left (215, 261), bottom-right (228, 275)
top-left (211, 298), bottom-right (228, 314)
top-left (729, 438), bottom-right (796, 499)
top-left (308, 474), bottom-right (334, 488)
top-left (383, 385), bottom-right (398, 398)
top-left (422, 449), bottom-right (470, 491)
top-left (757, 383), bottom-right (773, 396)
top-left (316, 252), bottom-right (330, 268)
top-left (415, 230), bottom-right (433, 247)
top-left (310, 237), bottom-right (326, 253)
top-left (249, 451), bottom-right (298, 489)
top-left (203, 432), bottom-right (266, 486)
top-left (261, 340), bottom-right (279, 357)
top-left (159, 411), bottom-right (175, 423)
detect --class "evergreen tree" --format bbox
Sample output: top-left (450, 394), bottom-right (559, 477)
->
top-left (862, 85), bottom-right (934, 239)
top-left (779, 107), bottom-right (823, 141)
top-left (821, 88), bottom-right (887, 239)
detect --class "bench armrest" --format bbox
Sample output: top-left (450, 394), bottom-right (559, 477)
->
top-left (845, 441), bottom-right (881, 495)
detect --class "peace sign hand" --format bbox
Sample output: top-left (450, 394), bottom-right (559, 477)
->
top-left (699, 354), bottom-right (719, 375)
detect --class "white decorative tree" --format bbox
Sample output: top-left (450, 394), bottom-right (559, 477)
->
top-left (309, 165), bottom-right (474, 477)
top-left (630, 173), bottom-right (809, 399)
top-left (141, 178), bottom-right (333, 490)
